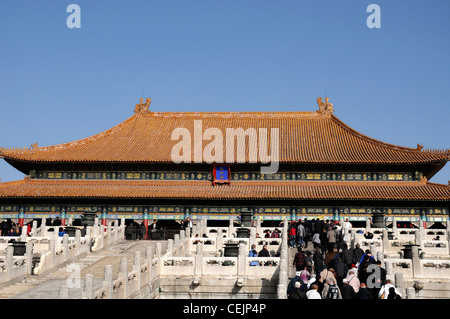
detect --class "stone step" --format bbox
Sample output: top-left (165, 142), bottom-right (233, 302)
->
top-left (0, 283), bottom-right (36, 299)
top-left (288, 243), bottom-right (315, 278)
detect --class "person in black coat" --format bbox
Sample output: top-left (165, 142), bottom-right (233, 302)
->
top-left (53, 217), bottom-right (62, 226)
top-left (314, 218), bottom-right (323, 234)
top-left (313, 247), bottom-right (324, 274)
top-left (335, 258), bottom-right (349, 287)
top-left (0, 220), bottom-right (9, 236)
top-left (341, 244), bottom-right (355, 269)
top-left (287, 272), bottom-right (302, 297)
top-left (355, 283), bottom-right (372, 299)
top-left (340, 279), bottom-right (356, 299)
top-left (372, 260), bottom-right (387, 299)
top-left (258, 245), bottom-right (271, 266)
top-left (387, 287), bottom-right (402, 299)
top-left (319, 229), bottom-right (328, 254)
top-left (353, 243), bottom-right (364, 264)
top-left (258, 245), bottom-right (270, 257)
top-left (288, 281), bottom-right (307, 299)
top-left (314, 274), bottom-right (325, 295)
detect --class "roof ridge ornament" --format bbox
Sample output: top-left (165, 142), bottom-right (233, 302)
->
top-left (134, 97), bottom-right (151, 114)
top-left (317, 97), bottom-right (334, 114)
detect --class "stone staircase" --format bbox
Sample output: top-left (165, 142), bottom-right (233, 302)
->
top-left (287, 242), bottom-right (315, 279)
top-left (0, 240), bottom-right (162, 299)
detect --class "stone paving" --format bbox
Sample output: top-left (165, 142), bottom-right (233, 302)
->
top-left (0, 240), bottom-right (167, 299)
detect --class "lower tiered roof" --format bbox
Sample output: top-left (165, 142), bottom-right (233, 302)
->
top-left (0, 178), bottom-right (448, 201)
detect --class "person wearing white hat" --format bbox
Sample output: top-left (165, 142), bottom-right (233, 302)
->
top-left (286, 271), bottom-right (303, 298)
top-left (345, 269), bottom-right (360, 293)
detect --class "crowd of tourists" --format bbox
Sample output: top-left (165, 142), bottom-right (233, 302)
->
top-left (0, 219), bottom-right (26, 236)
top-left (287, 218), bottom-right (402, 299)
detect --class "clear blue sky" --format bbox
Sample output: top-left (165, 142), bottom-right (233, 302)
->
top-left (0, 0), bottom-right (449, 183)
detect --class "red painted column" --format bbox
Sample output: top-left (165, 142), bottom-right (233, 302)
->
top-left (143, 208), bottom-right (149, 239)
top-left (60, 208), bottom-right (66, 226)
top-left (101, 208), bottom-right (107, 230)
top-left (18, 208), bottom-right (25, 228)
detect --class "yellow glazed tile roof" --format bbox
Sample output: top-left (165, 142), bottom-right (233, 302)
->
top-left (0, 178), bottom-right (448, 201)
top-left (1, 110), bottom-right (448, 164)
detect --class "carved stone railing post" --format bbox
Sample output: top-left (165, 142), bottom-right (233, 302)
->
top-left (277, 218), bottom-right (288, 299)
top-left (415, 228), bottom-right (423, 248)
top-left (192, 223), bottom-right (198, 238)
top-left (83, 274), bottom-right (94, 299)
top-left (120, 217), bottom-right (125, 239)
top-left (392, 218), bottom-right (398, 238)
top-left (5, 246), bottom-right (13, 281)
top-left (26, 241), bottom-right (33, 274)
top-left (167, 239), bottom-right (174, 257)
top-left (382, 229), bottom-right (390, 255)
top-left (411, 244), bottom-right (422, 278)
top-left (145, 246), bottom-right (154, 286)
top-left (179, 230), bottom-right (186, 256)
top-left (256, 219), bottom-right (262, 237)
top-left (86, 226), bottom-right (92, 240)
top-left (229, 218), bottom-right (235, 237)
top-left (174, 234), bottom-right (180, 256)
top-left (119, 257), bottom-right (128, 298)
top-left (406, 287), bottom-right (416, 299)
top-left (104, 264), bottom-right (113, 299)
top-left (49, 236), bottom-right (56, 268)
top-left (369, 244), bottom-right (377, 261)
top-left (249, 228), bottom-right (256, 248)
top-left (385, 260), bottom-right (394, 281)
top-left (75, 229), bottom-right (81, 255)
top-left (365, 217), bottom-right (371, 232)
top-left (195, 243), bottom-right (203, 276)
top-left (106, 221), bottom-right (112, 246)
top-left (58, 285), bottom-right (69, 299)
top-left (31, 220), bottom-right (38, 236)
top-left (350, 229), bottom-right (356, 250)
top-left (156, 242), bottom-right (162, 258)
top-left (133, 251), bottom-right (142, 292)
top-left (216, 234), bottom-right (223, 254)
top-left (20, 225), bottom-right (27, 242)
top-left (93, 218), bottom-right (99, 237)
top-left (237, 243), bottom-right (246, 277)
top-left (395, 273), bottom-right (405, 297)
top-left (63, 234), bottom-right (69, 261)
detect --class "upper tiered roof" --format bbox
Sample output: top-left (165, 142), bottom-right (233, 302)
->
top-left (1, 98), bottom-right (449, 166)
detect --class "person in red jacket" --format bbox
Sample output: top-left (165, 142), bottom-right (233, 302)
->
top-left (288, 222), bottom-right (297, 248)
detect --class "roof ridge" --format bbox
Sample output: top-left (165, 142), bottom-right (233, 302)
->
top-left (143, 110), bottom-right (324, 119)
